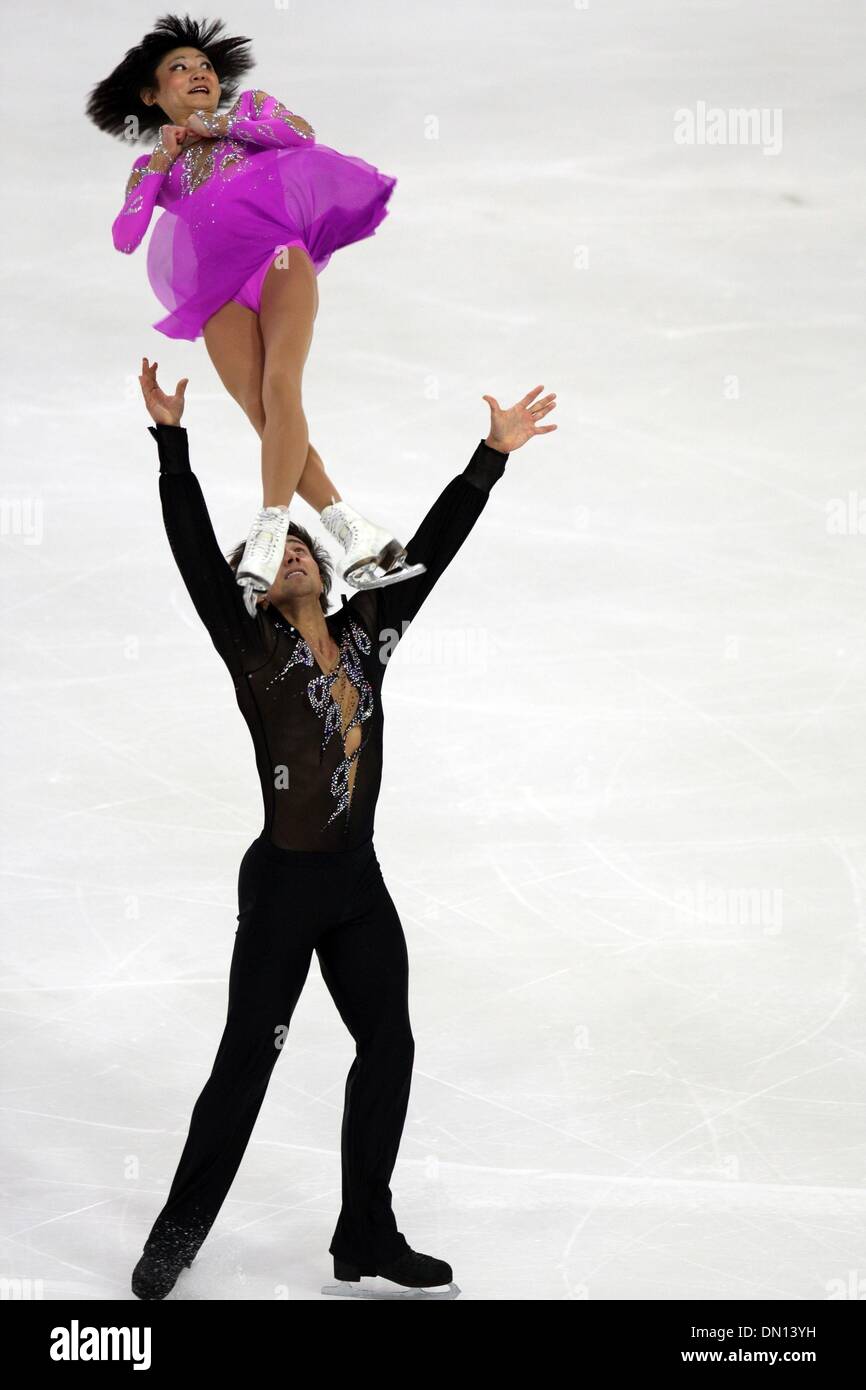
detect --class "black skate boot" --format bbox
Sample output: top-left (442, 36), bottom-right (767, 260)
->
top-left (131, 1243), bottom-right (195, 1301)
top-left (334, 1248), bottom-right (453, 1288)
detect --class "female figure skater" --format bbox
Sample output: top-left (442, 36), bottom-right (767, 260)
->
top-left (86, 14), bottom-right (423, 614)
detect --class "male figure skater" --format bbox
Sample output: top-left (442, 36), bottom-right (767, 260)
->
top-left (132, 358), bottom-right (557, 1298)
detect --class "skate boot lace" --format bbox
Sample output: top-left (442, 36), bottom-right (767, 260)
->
top-left (240, 510), bottom-right (288, 576)
top-left (336, 518), bottom-right (358, 548)
top-left (324, 507), bottom-right (359, 550)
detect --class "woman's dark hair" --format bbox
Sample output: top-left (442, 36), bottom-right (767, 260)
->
top-left (85, 13), bottom-right (254, 142)
top-left (226, 521), bottom-right (334, 615)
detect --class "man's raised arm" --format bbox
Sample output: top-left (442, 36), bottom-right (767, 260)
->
top-left (363, 440), bottom-right (508, 658)
top-left (140, 360), bottom-right (270, 681)
top-left (346, 385), bottom-right (557, 667)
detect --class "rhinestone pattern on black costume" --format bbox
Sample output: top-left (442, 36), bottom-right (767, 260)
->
top-left (267, 614), bottom-right (374, 832)
top-left (151, 423), bottom-right (508, 852)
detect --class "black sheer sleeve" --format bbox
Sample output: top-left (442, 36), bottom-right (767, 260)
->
top-left (150, 423), bottom-right (271, 679)
top-left (344, 438), bottom-right (508, 669)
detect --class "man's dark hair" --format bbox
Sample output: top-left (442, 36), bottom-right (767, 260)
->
top-left (85, 13), bottom-right (254, 142)
top-left (226, 521), bottom-right (334, 615)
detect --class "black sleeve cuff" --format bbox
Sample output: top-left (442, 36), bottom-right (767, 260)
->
top-left (463, 438), bottom-right (509, 493)
top-left (148, 422), bottom-right (191, 474)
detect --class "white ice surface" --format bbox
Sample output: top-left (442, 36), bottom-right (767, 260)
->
top-left (2, 0), bottom-right (865, 1300)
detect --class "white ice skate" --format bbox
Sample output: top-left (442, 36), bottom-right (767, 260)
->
top-left (236, 505), bottom-right (291, 617)
top-left (319, 500), bottom-right (426, 590)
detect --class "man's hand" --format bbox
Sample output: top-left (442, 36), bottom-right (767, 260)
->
top-left (482, 385), bottom-right (557, 453)
top-left (138, 357), bottom-right (188, 426)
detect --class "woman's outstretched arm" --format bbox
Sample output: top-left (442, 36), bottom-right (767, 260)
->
top-left (189, 89), bottom-right (315, 150)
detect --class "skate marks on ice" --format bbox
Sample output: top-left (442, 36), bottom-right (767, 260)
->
top-left (322, 1277), bottom-right (461, 1300)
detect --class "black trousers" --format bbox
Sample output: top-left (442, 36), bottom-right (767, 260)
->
top-left (145, 834), bottom-right (415, 1268)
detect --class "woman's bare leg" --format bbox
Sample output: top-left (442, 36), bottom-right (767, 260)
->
top-left (298, 439), bottom-right (342, 511)
top-left (202, 292), bottom-right (342, 510)
top-left (255, 248), bottom-right (324, 507)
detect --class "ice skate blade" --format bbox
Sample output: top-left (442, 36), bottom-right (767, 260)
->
top-left (343, 560), bottom-right (427, 591)
top-left (321, 1277), bottom-right (460, 1300)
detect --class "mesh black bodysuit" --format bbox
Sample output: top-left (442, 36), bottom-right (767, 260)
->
top-left (151, 424), bottom-right (509, 850)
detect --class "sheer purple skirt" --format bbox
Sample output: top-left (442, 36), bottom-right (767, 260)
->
top-left (146, 143), bottom-right (397, 340)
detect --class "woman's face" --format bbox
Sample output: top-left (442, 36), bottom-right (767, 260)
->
top-left (140, 48), bottom-right (221, 126)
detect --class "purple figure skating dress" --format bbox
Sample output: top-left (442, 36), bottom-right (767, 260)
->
top-left (112, 88), bottom-right (397, 341)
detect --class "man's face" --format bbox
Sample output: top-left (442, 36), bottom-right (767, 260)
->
top-left (264, 537), bottom-right (322, 606)
top-left (142, 48), bottom-right (221, 124)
